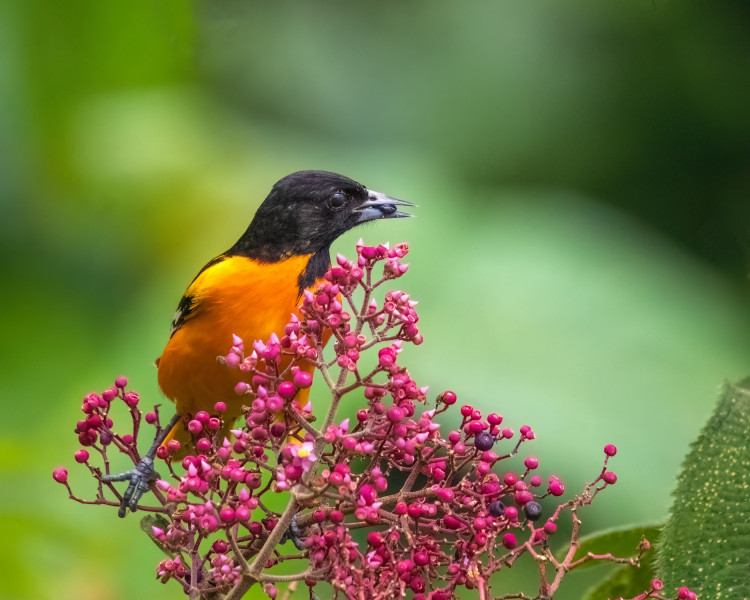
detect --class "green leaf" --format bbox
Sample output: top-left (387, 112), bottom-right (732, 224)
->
top-left (656, 378), bottom-right (750, 599)
top-left (140, 513), bottom-right (173, 557)
top-left (557, 524), bottom-right (660, 570)
top-left (583, 557), bottom-right (657, 600)
top-left (553, 525), bottom-right (661, 600)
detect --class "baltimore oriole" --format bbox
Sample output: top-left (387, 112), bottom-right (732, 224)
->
top-left (104, 170), bottom-right (411, 516)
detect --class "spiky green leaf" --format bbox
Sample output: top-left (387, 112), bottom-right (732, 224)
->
top-left (656, 378), bottom-right (750, 599)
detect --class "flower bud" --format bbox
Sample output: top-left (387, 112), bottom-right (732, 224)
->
top-left (52, 466), bottom-right (68, 483)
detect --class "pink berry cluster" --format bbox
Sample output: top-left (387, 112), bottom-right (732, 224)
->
top-left (52, 376), bottom-right (146, 486)
top-left (55, 241), bottom-right (696, 600)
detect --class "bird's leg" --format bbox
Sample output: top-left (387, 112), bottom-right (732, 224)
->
top-left (102, 413), bottom-right (181, 518)
top-left (282, 513), bottom-right (308, 551)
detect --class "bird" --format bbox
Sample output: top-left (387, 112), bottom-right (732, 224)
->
top-left (104, 170), bottom-right (412, 516)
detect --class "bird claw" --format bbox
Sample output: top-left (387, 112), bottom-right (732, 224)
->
top-left (101, 413), bottom-right (180, 518)
top-left (282, 513), bottom-right (307, 550)
top-left (102, 455), bottom-right (160, 518)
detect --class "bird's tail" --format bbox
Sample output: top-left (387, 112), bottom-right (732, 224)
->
top-left (159, 418), bottom-right (191, 459)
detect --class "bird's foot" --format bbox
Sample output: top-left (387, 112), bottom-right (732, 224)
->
top-left (102, 455), bottom-right (160, 518)
top-left (282, 513), bottom-right (307, 551)
top-left (101, 413), bottom-right (180, 518)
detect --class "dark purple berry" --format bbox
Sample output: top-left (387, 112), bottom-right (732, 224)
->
top-left (524, 500), bottom-right (543, 521)
top-left (488, 501), bottom-right (506, 517)
top-left (474, 432), bottom-right (494, 451)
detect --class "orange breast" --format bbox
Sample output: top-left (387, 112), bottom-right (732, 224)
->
top-left (157, 254), bottom-right (316, 420)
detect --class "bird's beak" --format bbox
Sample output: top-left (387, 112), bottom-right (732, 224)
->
top-left (355, 190), bottom-right (414, 224)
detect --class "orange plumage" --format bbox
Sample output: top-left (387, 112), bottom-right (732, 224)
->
top-left (157, 254), bottom-right (320, 449)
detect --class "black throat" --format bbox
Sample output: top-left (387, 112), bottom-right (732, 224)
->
top-left (297, 246), bottom-right (332, 293)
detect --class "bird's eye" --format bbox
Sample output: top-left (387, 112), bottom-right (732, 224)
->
top-left (328, 192), bottom-right (347, 211)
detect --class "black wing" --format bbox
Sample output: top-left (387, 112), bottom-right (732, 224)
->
top-left (168, 254), bottom-right (227, 338)
top-left (169, 293), bottom-right (197, 337)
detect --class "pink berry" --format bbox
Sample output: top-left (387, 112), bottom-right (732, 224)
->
top-left (476, 462), bottom-right (490, 476)
top-left (52, 466), bottom-right (68, 483)
top-left (603, 471), bottom-right (617, 485)
top-left (548, 477), bottom-right (565, 496)
top-left (277, 381), bottom-right (295, 398)
top-left (604, 443), bottom-right (617, 456)
top-left (293, 371), bottom-right (313, 388)
top-left (409, 575), bottom-right (425, 593)
top-left (214, 401), bottom-right (226, 412)
top-left (487, 413), bottom-right (503, 426)
top-left (502, 533), bottom-right (517, 549)
top-left (329, 510), bottom-right (343, 523)
top-left (441, 390), bottom-right (457, 405)
top-left (387, 406), bottom-right (405, 422)
top-left (74, 449), bottom-right (89, 463)
top-left (266, 395), bottom-right (283, 412)
top-left (443, 515), bottom-right (462, 529)
top-left (436, 488), bottom-right (454, 502)
top-left (524, 456), bottom-right (539, 470)
top-left (515, 490), bottom-right (534, 505)
top-left (114, 375), bottom-right (128, 389)
top-left (378, 348), bottom-right (396, 367)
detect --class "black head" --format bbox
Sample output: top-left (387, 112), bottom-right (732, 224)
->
top-left (229, 170), bottom-right (412, 261)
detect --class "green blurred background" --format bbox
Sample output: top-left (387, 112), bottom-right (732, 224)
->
top-left (1, 1), bottom-right (748, 599)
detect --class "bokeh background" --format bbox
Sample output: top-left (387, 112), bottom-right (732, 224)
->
top-left (1, 1), bottom-right (748, 599)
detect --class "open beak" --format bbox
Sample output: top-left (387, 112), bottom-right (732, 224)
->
top-left (355, 190), bottom-right (415, 224)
